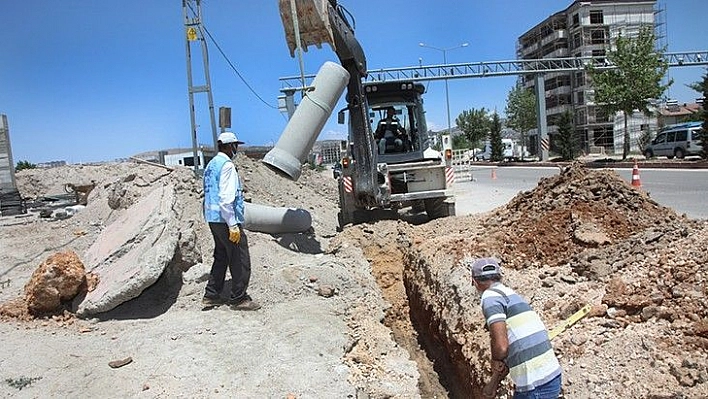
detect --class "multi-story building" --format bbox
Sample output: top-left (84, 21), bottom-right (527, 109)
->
top-left (517, 0), bottom-right (658, 154)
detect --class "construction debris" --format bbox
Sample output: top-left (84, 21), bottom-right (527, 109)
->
top-left (0, 159), bottom-right (706, 398)
top-left (24, 251), bottom-right (86, 315)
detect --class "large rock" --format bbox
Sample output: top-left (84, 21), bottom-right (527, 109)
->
top-left (75, 185), bottom-right (179, 316)
top-left (24, 251), bottom-right (86, 314)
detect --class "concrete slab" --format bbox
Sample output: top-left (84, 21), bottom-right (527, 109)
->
top-left (76, 185), bottom-right (179, 316)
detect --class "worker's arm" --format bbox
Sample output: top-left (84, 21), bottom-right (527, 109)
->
top-left (374, 122), bottom-right (384, 139)
top-left (488, 321), bottom-right (508, 361)
top-left (482, 319), bottom-right (509, 398)
top-left (481, 321), bottom-right (510, 397)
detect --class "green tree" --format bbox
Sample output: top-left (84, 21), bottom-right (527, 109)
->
top-left (451, 134), bottom-right (471, 150)
top-left (505, 84), bottom-right (537, 159)
top-left (688, 70), bottom-right (708, 159)
top-left (555, 111), bottom-right (578, 160)
top-left (489, 112), bottom-right (504, 161)
top-left (456, 108), bottom-right (491, 149)
top-left (15, 160), bottom-right (37, 172)
top-left (587, 26), bottom-right (672, 159)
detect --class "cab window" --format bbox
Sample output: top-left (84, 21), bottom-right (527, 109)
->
top-left (674, 130), bottom-right (687, 141)
top-left (666, 132), bottom-right (676, 143)
top-left (654, 133), bottom-right (666, 144)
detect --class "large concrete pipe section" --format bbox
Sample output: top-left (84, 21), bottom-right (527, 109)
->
top-left (243, 202), bottom-right (312, 234)
top-left (263, 61), bottom-right (349, 181)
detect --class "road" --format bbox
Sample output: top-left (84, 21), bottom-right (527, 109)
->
top-left (452, 166), bottom-right (708, 220)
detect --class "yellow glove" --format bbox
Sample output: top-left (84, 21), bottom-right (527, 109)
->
top-left (228, 226), bottom-right (241, 244)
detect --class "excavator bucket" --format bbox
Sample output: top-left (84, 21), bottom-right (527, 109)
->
top-left (279, 0), bottom-right (335, 57)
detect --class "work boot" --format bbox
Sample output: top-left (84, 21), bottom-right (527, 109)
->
top-left (201, 296), bottom-right (224, 310)
top-left (230, 298), bottom-right (261, 311)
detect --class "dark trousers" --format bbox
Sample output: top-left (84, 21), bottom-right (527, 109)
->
top-left (205, 223), bottom-right (251, 302)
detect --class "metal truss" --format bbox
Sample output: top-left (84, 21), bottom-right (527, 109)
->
top-left (279, 51), bottom-right (708, 90)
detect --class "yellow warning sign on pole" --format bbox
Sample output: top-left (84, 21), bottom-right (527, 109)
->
top-left (187, 27), bottom-right (198, 41)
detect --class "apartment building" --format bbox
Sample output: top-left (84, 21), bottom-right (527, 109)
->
top-left (517, 0), bottom-right (658, 154)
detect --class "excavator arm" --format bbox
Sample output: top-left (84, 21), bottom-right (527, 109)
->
top-left (279, 0), bottom-right (379, 207)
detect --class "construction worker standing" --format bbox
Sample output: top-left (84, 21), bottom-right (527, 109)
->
top-left (202, 132), bottom-right (260, 311)
top-left (467, 257), bottom-right (561, 398)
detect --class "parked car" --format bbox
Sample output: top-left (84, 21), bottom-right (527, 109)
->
top-left (475, 139), bottom-right (529, 161)
top-left (644, 121), bottom-right (704, 159)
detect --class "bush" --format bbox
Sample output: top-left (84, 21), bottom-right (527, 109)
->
top-left (15, 160), bottom-right (37, 172)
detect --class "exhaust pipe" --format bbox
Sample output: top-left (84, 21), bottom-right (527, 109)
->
top-left (263, 61), bottom-right (349, 180)
top-left (244, 202), bottom-right (312, 234)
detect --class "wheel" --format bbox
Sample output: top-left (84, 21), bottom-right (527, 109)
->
top-left (424, 198), bottom-right (451, 220)
top-left (674, 148), bottom-right (685, 159)
top-left (667, 155), bottom-right (674, 160)
top-left (411, 200), bottom-right (425, 213)
top-left (644, 150), bottom-right (653, 159)
top-left (336, 211), bottom-right (351, 232)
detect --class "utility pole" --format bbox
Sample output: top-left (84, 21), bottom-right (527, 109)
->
top-left (419, 42), bottom-right (469, 134)
top-left (183, 0), bottom-right (218, 171)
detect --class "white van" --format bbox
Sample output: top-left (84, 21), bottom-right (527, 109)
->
top-left (644, 121), bottom-right (704, 159)
top-left (475, 139), bottom-right (527, 161)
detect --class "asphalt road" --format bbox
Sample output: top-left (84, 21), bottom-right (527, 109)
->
top-left (452, 166), bottom-right (708, 220)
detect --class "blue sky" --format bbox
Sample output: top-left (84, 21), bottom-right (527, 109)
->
top-left (2, 1), bottom-right (706, 164)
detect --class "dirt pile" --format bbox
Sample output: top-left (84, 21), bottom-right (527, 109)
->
top-left (339, 163), bottom-right (707, 398)
top-left (0, 250), bottom-right (98, 321)
top-left (1, 156), bottom-right (423, 398)
top-left (3, 157), bottom-right (706, 398)
top-left (480, 164), bottom-right (686, 267)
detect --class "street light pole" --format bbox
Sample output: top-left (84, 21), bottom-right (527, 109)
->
top-left (419, 42), bottom-right (469, 134)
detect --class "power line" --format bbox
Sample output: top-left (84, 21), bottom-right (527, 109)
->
top-left (186, 2), bottom-right (277, 110)
top-left (199, 25), bottom-right (277, 110)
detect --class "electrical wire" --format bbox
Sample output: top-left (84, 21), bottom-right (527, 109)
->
top-left (200, 25), bottom-right (278, 110)
top-left (186, 2), bottom-right (277, 110)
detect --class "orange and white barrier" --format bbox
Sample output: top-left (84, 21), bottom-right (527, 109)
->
top-left (631, 160), bottom-right (641, 188)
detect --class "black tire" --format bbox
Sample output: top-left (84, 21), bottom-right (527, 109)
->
top-left (424, 198), bottom-right (450, 220)
top-left (674, 148), bottom-right (685, 159)
top-left (667, 155), bottom-right (675, 160)
top-left (411, 200), bottom-right (425, 213)
top-left (337, 211), bottom-right (351, 232)
top-left (644, 150), bottom-right (653, 159)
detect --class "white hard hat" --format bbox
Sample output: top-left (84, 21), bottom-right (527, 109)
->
top-left (217, 132), bottom-right (245, 144)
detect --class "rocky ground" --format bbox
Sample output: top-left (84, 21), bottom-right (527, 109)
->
top-left (0, 156), bottom-right (706, 398)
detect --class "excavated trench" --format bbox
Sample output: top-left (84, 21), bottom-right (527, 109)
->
top-left (361, 231), bottom-right (485, 398)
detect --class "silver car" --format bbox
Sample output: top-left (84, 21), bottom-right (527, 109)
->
top-left (644, 121), bottom-right (704, 159)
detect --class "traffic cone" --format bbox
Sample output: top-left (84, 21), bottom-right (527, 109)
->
top-left (631, 159), bottom-right (641, 188)
top-left (491, 168), bottom-right (497, 180)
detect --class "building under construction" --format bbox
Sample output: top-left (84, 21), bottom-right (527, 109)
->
top-left (517, 0), bottom-right (660, 154)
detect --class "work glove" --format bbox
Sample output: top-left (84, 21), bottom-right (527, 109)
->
top-left (228, 226), bottom-right (241, 244)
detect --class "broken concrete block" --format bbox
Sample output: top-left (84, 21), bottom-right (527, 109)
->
top-left (75, 185), bottom-right (179, 316)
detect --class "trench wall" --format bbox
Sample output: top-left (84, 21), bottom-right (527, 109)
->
top-left (403, 246), bottom-right (514, 398)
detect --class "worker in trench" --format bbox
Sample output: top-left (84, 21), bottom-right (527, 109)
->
top-left (467, 257), bottom-right (562, 398)
top-left (201, 132), bottom-right (260, 311)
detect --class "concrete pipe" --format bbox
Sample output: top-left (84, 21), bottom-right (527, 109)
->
top-left (263, 61), bottom-right (349, 181)
top-left (243, 202), bottom-right (312, 234)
